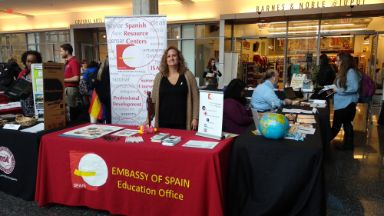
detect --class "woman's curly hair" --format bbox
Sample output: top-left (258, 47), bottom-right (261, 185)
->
top-left (159, 46), bottom-right (188, 76)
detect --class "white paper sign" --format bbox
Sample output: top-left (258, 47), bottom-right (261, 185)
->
top-left (3, 124), bottom-right (21, 130)
top-left (105, 16), bottom-right (167, 125)
top-left (196, 90), bottom-right (224, 140)
top-left (31, 63), bottom-right (44, 119)
top-left (290, 74), bottom-right (306, 89)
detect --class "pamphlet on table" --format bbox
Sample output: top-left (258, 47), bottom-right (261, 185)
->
top-left (61, 124), bottom-right (123, 139)
top-left (183, 140), bottom-right (220, 149)
top-left (112, 129), bottom-right (138, 137)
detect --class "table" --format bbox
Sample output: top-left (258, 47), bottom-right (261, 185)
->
top-left (227, 109), bottom-right (327, 216)
top-left (35, 124), bottom-right (233, 216)
top-left (0, 129), bottom-right (45, 200)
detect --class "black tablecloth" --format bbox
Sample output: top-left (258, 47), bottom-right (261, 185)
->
top-left (227, 108), bottom-right (328, 216)
top-left (0, 129), bottom-right (45, 200)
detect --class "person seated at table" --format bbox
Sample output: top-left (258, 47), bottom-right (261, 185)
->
top-left (151, 46), bottom-right (199, 130)
top-left (223, 79), bottom-right (253, 134)
top-left (18, 50), bottom-right (43, 117)
top-left (251, 69), bottom-right (292, 112)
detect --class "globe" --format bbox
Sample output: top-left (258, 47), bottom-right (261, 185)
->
top-left (258, 113), bottom-right (289, 139)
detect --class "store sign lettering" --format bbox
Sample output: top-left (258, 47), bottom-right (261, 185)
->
top-left (74, 18), bottom-right (104, 25)
top-left (256, 0), bottom-right (366, 12)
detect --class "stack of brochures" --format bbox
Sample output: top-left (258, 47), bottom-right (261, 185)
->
top-left (150, 133), bottom-right (170, 142)
top-left (162, 136), bottom-right (181, 146)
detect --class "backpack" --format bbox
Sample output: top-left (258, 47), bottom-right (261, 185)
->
top-left (0, 63), bottom-right (15, 88)
top-left (87, 71), bottom-right (98, 91)
top-left (360, 73), bottom-right (375, 97)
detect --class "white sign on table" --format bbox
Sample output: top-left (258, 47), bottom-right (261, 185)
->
top-left (105, 16), bottom-right (167, 125)
top-left (196, 90), bottom-right (224, 140)
top-left (31, 63), bottom-right (44, 120)
top-left (290, 74), bottom-right (306, 90)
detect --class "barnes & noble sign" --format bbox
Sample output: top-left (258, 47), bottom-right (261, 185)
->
top-left (256, 0), bottom-right (366, 12)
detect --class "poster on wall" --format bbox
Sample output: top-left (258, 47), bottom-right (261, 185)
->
top-left (31, 63), bottom-right (44, 120)
top-left (196, 90), bottom-right (224, 140)
top-left (105, 16), bottom-right (167, 125)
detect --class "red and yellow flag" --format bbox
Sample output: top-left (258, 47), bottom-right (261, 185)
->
top-left (89, 90), bottom-right (103, 120)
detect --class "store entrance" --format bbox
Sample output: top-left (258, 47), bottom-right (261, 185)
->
top-left (73, 28), bottom-right (107, 63)
top-left (237, 37), bottom-right (285, 88)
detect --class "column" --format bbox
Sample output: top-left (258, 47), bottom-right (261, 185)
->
top-left (132, 0), bottom-right (158, 15)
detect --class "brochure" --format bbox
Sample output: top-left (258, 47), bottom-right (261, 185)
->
top-left (112, 129), bottom-right (138, 137)
top-left (183, 140), bottom-right (220, 149)
top-left (61, 124), bottom-right (124, 139)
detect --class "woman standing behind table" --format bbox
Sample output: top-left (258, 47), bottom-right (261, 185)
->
top-left (331, 52), bottom-right (360, 150)
top-left (203, 58), bottom-right (222, 83)
top-left (223, 79), bottom-right (253, 134)
top-left (317, 53), bottom-right (336, 86)
top-left (17, 51), bottom-right (43, 117)
top-left (151, 46), bottom-right (199, 130)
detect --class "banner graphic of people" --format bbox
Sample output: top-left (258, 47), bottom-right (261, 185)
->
top-left (105, 16), bottom-right (167, 125)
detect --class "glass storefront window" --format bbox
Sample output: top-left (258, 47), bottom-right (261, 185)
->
top-left (195, 38), bottom-right (219, 85)
top-left (167, 40), bottom-right (180, 49)
top-left (320, 18), bottom-right (371, 34)
top-left (287, 20), bottom-right (319, 36)
top-left (182, 25), bottom-right (194, 39)
top-left (167, 25), bottom-right (181, 39)
top-left (225, 24), bottom-right (232, 38)
top-left (196, 23), bottom-right (219, 38)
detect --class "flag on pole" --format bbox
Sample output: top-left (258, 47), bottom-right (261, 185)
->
top-left (89, 90), bottom-right (103, 120)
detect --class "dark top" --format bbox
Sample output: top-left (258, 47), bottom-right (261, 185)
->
top-left (203, 69), bottom-right (222, 78)
top-left (159, 74), bottom-right (188, 129)
top-left (317, 64), bottom-right (336, 86)
top-left (223, 98), bottom-right (253, 134)
top-left (18, 69), bottom-right (35, 117)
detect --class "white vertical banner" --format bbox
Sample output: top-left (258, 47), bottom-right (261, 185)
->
top-left (105, 16), bottom-right (167, 125)
top-left (196, 90), bottom-right (224, 140)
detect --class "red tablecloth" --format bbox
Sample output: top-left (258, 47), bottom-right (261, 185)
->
top-left (35, 124), bottom-right (233, 216)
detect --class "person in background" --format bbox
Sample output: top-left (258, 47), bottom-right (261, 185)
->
top-left (95, 58), bottom-right (111, 123)
top-left (203, 58), bottom-right (222, 84)
top-left (251, 69), bottom-right (292, 112)
top-left (79, 61), bottom-right (99, 108)
top-left (18, 51), bottom-right (42, 117)
top-left (151, 46), bottom-right (199, 130)
top-left (7, 58), bottom-right (22, 80)
top-left (317, 53), bottom-right (336, 86)
top-left (331, 52), bottom-right (360, 150)
top-left (81, 59), bottom-right (88, 74)
top-left (223, 79), bottom-right (253, 134)
top-left (60, 43), bottom-right (81, 122)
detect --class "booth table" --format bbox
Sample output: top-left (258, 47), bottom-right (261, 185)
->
top-left (0, 129), bottom-right (46, 200)
top-left (35, 124), bottom-right (233, 216)
top-left (227, 108), bottom-right (328, 216)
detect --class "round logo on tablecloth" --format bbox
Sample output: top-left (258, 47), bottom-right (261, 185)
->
top-left (0, 146), bottom-right (16, 175)
top-left (76, 153), bottom-right (108, 187)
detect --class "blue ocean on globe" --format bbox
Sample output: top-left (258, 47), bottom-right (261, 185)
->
top-left (258, 113), bottom-right (289, 139)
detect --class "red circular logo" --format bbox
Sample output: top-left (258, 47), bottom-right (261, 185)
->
top-left (0, 147), bottom-right (16, 175)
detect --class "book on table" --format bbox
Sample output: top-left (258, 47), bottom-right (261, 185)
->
top-left (162, 136), bottom-right (181, 146)
top-left (150, 133), bottom-right (170, 142)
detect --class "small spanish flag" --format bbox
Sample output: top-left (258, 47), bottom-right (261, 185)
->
top-left (89, 90), bottom-right (103, 120)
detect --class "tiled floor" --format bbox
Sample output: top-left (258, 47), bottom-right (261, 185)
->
top-left (1, 101), bottom-right (384, 216)
top-left (327, 99), bottom-right (384, 216)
